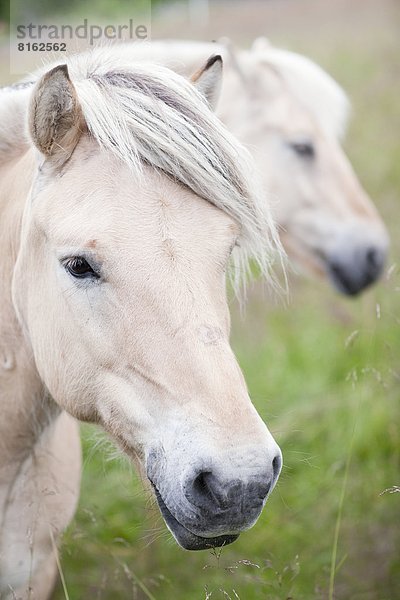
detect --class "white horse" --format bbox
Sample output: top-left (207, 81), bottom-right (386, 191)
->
top-left (120, 38), bottom-right (389, 295)
top-left (0, 50), bottom-right (283, 598)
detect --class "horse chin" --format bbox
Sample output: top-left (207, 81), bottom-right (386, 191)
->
top-left (152, 486), bottom-right (239, 551)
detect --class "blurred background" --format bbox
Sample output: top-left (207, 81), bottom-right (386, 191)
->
top-left (1, 0), bottom-right (399, 598)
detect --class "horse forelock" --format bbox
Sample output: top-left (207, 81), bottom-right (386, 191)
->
top-left (61, 50), bottom-right (284, 294)
top-left (0, 48), bottom-right (284, 294)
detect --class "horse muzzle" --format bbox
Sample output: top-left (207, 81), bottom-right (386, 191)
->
top-left (327, 242), bottom-right (387, 296)
top-left (152, 483), bottom-right (239, 550)
top-left (147, 448), bottom-right (282, 551)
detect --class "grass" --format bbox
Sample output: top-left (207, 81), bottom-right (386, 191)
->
top-left (44, 2), bottom-right (400, 598)
top-left (328, 406), bottom-right (355, 600)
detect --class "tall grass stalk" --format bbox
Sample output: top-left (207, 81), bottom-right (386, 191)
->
top-left (328, 412), bottom-right (358, 600)
top-left (49, 525), bottom-right (70, 600)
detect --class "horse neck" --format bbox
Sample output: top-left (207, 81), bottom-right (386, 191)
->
top-left (0, 149), bottom-right (53, 466)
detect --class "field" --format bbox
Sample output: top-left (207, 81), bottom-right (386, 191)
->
top-left (2, 0), bottom-right (399, 598)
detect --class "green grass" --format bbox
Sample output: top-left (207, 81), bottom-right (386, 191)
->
top-left (52, 5), bottom-right (400, 599)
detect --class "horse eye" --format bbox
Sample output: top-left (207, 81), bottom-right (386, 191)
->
top-left (290, 140), bottom-right (315, 159)
top-left (64, 257), bottom-right (100, 280)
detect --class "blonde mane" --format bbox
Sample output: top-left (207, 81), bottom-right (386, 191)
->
top-left (90, 40), bottom-right (351, 142)
top-left (0, 47), bottom-right (284, 293)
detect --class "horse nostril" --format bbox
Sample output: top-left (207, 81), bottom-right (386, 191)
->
top-left (363, 246), bottom-right (386, 286)
top-left (365, 247), bottom-right (382, 275)
top-left (193, 471), bottom-right (211, 500)
top-left (189, 471), bottom-right (228, 511)
top-left (272, 453), bottom-right (282, 481)
top-left (366, 247), bottom-right (377, 266)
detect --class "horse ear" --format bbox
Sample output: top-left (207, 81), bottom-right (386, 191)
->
top-left (190, 55), bottom-right (223, 111)
top-left (29, 64), bottom-right (84, 166)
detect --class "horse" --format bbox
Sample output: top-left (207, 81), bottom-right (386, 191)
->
top-left (119, 38), bottom-right (389, 295)
top-left (0, 49), bottom-right (283, 598)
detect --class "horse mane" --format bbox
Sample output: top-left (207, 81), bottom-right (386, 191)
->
top-left (0, 47), bottom-right (284, 294)
top-left (110, 39), bottom-right (351, 141)
top-left (253, 43), bottom-right (350, 140)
